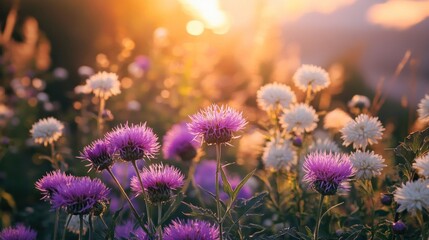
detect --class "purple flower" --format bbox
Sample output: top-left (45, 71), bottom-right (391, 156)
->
top-left (80, 139), bottom-right (115, 171)
top-left (0, 224), bottom-right (37, 240)
top-left (35, 170), bottom-right (74, 201)
top-left (115, 220), bottom-right (148, 240)
top-left (194, 160), bottom-right (253, 201)
top-left (51, 177), bottom-right (110, 215)
top-left (163, 123), bottom-right (199, 161)
top-left (188, 104), bottom-right (246, 145)
top-left (163, 219), bottom-right (219, 240)
top-left (106, 123), bottom-right (159, 162)
top-left (134, 55), bottom-right (151, 71)
top-left (131, 164), bottom-right (184, 204)
top-left (303, 152), bottom-right (354, 195)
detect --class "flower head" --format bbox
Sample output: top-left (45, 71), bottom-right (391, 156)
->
top-left (52, 177), bottom-right (110, 215)
top-left (303, 152), bottom-right (354, 195)
top-left (262, 140), bottom-right (297, 170)
top-left (348, 95), bottom-right (371, 114)
top-left (309, 138), bottom-right (341, 153)
top-left (323, 108), bottom-right (352, 132)
top-left (417, 94), bottom-right (429, 122)
top-left (80, 139), bottom-right (115, 171)
top-left (115, 220), bottom-right (148, 240)
top-left (188, 104), bottom-right (246, 145)
top-left (341, 114), bottom-right (384, 149)
top-left (293, 64), bottom-right (330, 93)
top-left (131, 164), bottom-right (184, 203)
top-left (106, 123), bottom-right (159, 162)
top-left (85, 71), bottom-right (121, 99)
top-left (350, 150), bottom-right (386, 180)
top-left (35, 170), bottom-right (74, 201)
top-left (392, 220), bottom-right (407, 235)
top-left (280, 103), bottom-right (319, 135)
top-left (394, 179), bottom-right (429, 215)
top-left (413, 154), bottom-right (429, 178)
top-left (0, 225), bottom-right (37, 240)
top-left (163, 219), bottom-right (219, 240)
top-left (30, 117), bottom-right (64, 146)
top-left (163, 123), bottom-right (199, 161)
top-left (256, 83), bottom-right (296, 111)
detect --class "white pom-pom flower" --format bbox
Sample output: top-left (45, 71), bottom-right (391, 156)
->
top-left (341, 114), bottom-right (384, 150)
top-left (262, 140), bottom-right (296, 170)
top-left (350, 150), bottom-right (386, 180)
top-left (417, 94), bottom-right (429, 122)
top-left (256, 83), bottom-right (296, 111)
top-left (30, 117), bottom-right (64, 146)
top-left (413, 154), bottom-right (429, 178)
top-left (394, 179), bottom-right (429, 215)
top-left (280, 103), bottom-right (319, 135)
top-left (293, 64), bottom-right (330, 93)
top-left (85, 71), bottom-right (121, 100)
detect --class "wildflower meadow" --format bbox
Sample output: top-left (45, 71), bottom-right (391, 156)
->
top-left (0, 1), bottom-right (429, 240)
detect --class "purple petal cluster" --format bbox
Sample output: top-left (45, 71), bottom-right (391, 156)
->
top-left (51, 177), bottom-right (110, 215)
top-left (106, 123), bottom-right (160, 162)
top-left (115, 220), bottom-right (148, 240)
top-left (0, 225), bottom-right (37, 240)
top-left (163, 219), bottom-right (219, 240)
top-left (35, 170), bottom-right (74, 201)
top-left (80, 139), bottom-right (115, 171)
top-left (163, 123), bottom-right (199, 161)
top-left (188, 104), bottom-right (247, 145)
top-left (303, 152), bottom-right (354, 196)
top-left (131, 163), bottom-right (184, 203)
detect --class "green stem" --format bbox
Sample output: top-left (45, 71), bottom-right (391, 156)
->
top-left (106, 168), bottom-right (146, 230)
top-left (181, 158), bottom-right (197, 194)
top-left (158, 204), bottom-right (163, 239)
top-left (89, 215), bottom-right (93, 240)
top-left (314, 194), bottom-right (325, 240)
top-left (79, 215), bottom-right (83, 240)
top-left (215, 143), bottom-right (223, 240)
top-left (97, 96), bottom-right (106, 137)
top-left (99, 215), bottom-right (108, 230)
top-left (53, 208), bottom-right (59, 240)
top-left (61, 215), bottom-right (72, 240)
top-left (132, 161), bottom-right (154, 235)
top-left (50, 142), bottom-right (59, 170)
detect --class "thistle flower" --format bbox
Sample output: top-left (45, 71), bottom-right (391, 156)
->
top-left (392, 220), bottom-right (407, 235)
top-left (280, 103), bottom-right (319, 135)
top-left (413, 154), bottom-right (429, 178)
top-left (350, 150), bottom-right (386, 180)
top-left (106, 123), bottom-right (160, 162)
top-left (131, 164), bottom-right (184, 204)
top-left (293, 64), bottom-right (330, 93)
top-left (309, 138), bottom-right (341, 153)
top-left (163, 123), bottom-right (199, 161)
top-left (30, 117), bottom-right (64, 146)
top-left (417, 94), bottom-right (429, 122)
top-left (163, 219), bottom-right (219, 240)
top-left (51, 177), bottom-right (110, 215)
top-left (303, 152), bottom-right (354, 195)
top-left (84, 71), bottom-right (121, 100)
top-left (323, 108), bottom-right (352, 132)
top-left (394, 179), bottom-right (429, 215)
top-left (256, 83), bottom-right (296, 111)
top-left (115, 220), bottom-right (147, 240)
top-left (35, 170), bottom-right (74, 201)
top-left (262, 140), bottom-right (297, 170)
top-left (188, 104), bottom-right (246, 145)
top-left (80, 139), bottom-right (115, 171)
top-left (0, 225), bottom-right (37, 240)
top-left (341, 114), bottom-right (384, 150)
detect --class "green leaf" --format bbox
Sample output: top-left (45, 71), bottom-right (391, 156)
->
top-left (232, 169), bottom-right (256, 202)
top-left (374, 209), bottom-right (389, 217)
top-left (160, 193), bottom-right (184, 224)
top-left (183, 202), bottom-right (217, 220)
top-left (220, 166), bottom-right (233, 198)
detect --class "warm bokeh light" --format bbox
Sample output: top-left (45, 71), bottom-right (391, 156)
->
top-left (186, 20), bottom-right (205, 36)
top-left (367, 0), bottom-right (429, 30)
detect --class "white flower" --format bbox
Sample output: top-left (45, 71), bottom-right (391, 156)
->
top-left (413, 154), bottom-right (429, 178)
top-left (30, 117), bottom-right (64, 146)
top-left (394, 179), bottom-right (429, 215)
top-left (293, 64), bottom-right (330, 93)
top-left (85, 71), bottom-right (121, 99)
top-left (256, 83), bottom-right (296, 111)
top-left (341, 114), bottom-right (384, 150)
top-left (309, 138), bottom-right (341, 153)
top-left (323, 108), bottom-right (352, 131)
top-left (67, 215), bottom-right (89, 235)
top-left (417, 94), bottom-right (429, 122)
top-left (280, 103), bottom-right (319, 135)
top-left (348, 95), bottom-right (371, 109)
top-left (350, 150), bottom-right (386, 180)
top-left (262, 140), bottom-right (297, 170)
